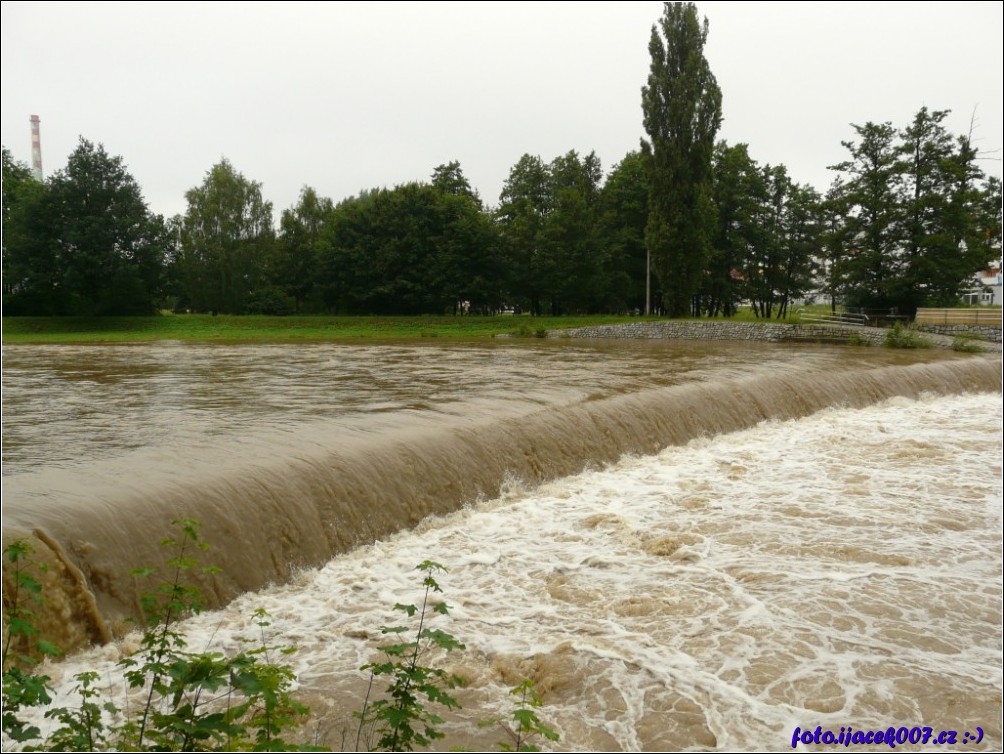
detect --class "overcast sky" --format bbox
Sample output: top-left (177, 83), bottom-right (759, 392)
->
top-left (2, 1), bottom-right (1001, 220)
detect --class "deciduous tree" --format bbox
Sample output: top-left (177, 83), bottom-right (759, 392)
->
top-left (179, 159), bottom-right (274, 314)
top-left (431, 161), bottom-right (480, 204)
top-left (699, 142), bottom-right (761, 317)
top-left (497, 154), bottom-right (552, 315)
top-left (4, 139), bottom-right (167, 315)
top-left (543, 150), bottom-right (604, 314)
top-left (828, 108), bottom-right (999, 313)
top-left (599, 151), bottom-right (649, 313)
top-left (321, 180), bottom-right (500, 315)
top-left (51, 139), bottom-right (168, 314)
top-left (743, 166), bottom-right (820, 319)
top-left (2, 148), bottom-right (56, 314)
top-left (274, 186), bottom-right (333, 312)
top-left (497, 151), bottom-right (610, 314)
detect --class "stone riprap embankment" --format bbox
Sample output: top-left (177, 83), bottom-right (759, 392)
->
top-left (550, 321), bottom-right (1001, 351)
top-left (914, 324), bottom-right (1002, 343)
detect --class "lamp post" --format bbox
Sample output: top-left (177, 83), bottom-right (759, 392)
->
top-left (645, 247), bottom-right (651, 316)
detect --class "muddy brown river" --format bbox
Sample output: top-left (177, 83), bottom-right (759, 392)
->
top-left (2, 340), bottom-right (1000, 750)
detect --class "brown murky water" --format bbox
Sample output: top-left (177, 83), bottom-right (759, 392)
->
top-left (2, 341), bottom-right (1000, 750)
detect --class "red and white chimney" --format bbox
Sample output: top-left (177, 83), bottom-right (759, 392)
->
top-left (30, 114), bottom-right (43, 181)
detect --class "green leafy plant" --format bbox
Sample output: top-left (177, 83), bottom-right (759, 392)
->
top-left (43, 670), bottom-right (115, 752)
top-left (1, 539), bottom-right (61, 746)
top-left (116, 518), bottom-right (312, 752)
top-left (227, 607), bottom-right (312, 750)
top-left (0, 520), bottom-right (312, 752)
top-left (356, 561), bottom-right (465, 752)
top-left (884, 321), bottom-right (933, 349)
top-left (952, 334), bottom-right (985, 352)
top-left (3, 533), bottom-right (559, 752)
top-left (115, 517), bottom-right (223, 750)
top-left (484, 679), bottom-right (560, 753)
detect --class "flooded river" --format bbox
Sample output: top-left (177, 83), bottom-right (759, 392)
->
top-left (1, 340), bottom-right (1000, 750)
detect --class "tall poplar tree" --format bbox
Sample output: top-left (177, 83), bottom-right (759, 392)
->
top-left (641, 1), bottom-right (722, 316)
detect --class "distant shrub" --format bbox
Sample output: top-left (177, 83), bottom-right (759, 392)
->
top-left (885, 322), bottom-right (932, 349)
top-left (952, 334), bottom-right (985, 353)
top-left (246, 287), bottom-right (296, 316)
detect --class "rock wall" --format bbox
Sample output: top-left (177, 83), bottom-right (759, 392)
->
top-left (550, 321), bottom-right (976, 349)
top-left (914, 324), bottom-right (1002, 343)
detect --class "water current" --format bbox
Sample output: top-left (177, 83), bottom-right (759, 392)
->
top-left (1, 339), bottom-right (1001, 750)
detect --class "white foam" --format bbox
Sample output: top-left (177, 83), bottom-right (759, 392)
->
top-left (18, 392), bottom-right (1002, 751)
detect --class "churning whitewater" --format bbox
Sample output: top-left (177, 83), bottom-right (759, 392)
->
top-left (25, 391), bottom-right (1002, 752)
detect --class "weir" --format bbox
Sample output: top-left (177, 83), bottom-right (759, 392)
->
top-left (2, 353), bottom-right (1000, 654)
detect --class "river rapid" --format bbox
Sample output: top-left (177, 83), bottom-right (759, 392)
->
top-left (1, 340), bottom-right (1001, 750)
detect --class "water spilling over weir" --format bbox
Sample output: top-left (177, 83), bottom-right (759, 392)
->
top-left (2, 341), bottom-right (1001, 750)
top-left (1, 342), bottom-right (999, 651)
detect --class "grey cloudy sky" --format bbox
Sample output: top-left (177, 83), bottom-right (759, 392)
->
top-left (2, 1), bottom-right (1001, 220)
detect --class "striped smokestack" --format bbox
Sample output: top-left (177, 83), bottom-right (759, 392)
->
top-left (30, 114), bottom-right (43, 181)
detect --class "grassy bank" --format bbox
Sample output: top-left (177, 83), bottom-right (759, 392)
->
top-left (2, 313), bottom-right (652, 344)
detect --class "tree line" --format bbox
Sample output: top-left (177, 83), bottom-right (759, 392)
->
top-left (3, 4), bottom-right (1000, 319)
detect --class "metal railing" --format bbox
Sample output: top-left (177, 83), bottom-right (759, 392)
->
top-left (796, 309), bottom-right (870, 326)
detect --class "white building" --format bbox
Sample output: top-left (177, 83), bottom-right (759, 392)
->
top-left (962, 267), bottom-right (1003, 306)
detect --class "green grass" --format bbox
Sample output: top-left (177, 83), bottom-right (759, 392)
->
top-left (1, 313), bottom-right (650, 344)
top-left (0, 305), bottom-right (874, 344)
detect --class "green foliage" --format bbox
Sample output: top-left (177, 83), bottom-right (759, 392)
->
top-left (321, 181), bottom-right (502, 316)
top-left (510, 323), bottom-right (550, 337)
top-left (951, 334), bottom-right (985, 353)
top-left (640, 1), bottom-right (722, 317)
top-left (496, 154), bottom-right (552, 317)
top-left (246, 286), bottom-right (297, 316)
top-left (266, 186), bottom-right (336, 314)
top-left (828, 108), bottom-right (1001, 314)
top-left (884, 322), bottom-right (933, 349)
top-left (3, 532), bottom-right (560, 752)
top-left (2, 140), bottom-right (168, 316)
top-left (745, 167), bottom-right (820, 320)
top-left (51, 139), bottom-right (168, 315)
top-left (599, 151), bottom-right (648, 313)
top-left (1, 149), bottom-right (49, 314)
top-left (2, 521), bottom-right (313, 752)
top-left (486, 679), bottom-right (560, 753)
top-left (179, 159), bottom-right (275, 314)
top-left (497, 151), bottom-right (611, 317)
top-left (700, 142), bottom-right (754, 317)
top-left (703, 142), bottom-right (822, 320)
top-left (356, 561), bottom-right (465, 752)
top-left (114, 519), bottom-right (310, 752)
top-left (431, 161), bottom-right (480, 204)
top-left (2, 539), bottom-right (60, 747)
top-left (43, 670), bottom-right (114, 752)
top-left (512, 324), bottom-right (549, 339)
